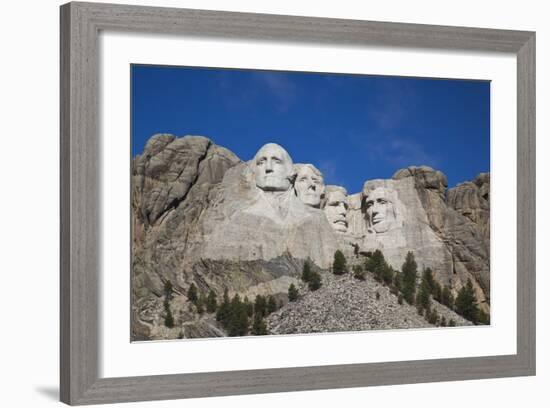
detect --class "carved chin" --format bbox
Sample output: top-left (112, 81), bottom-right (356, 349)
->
top-left (332, 221), bottom-right (348, 232)
top-left (257, 178), bottom-right (290, 191)
top-left (300, 195), bottom-right (321, 207)
top-left (372, 220), bottom-right (391, 233)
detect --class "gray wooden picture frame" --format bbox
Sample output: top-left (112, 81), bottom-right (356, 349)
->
top-left (60, 1), bottom-right (536, 405)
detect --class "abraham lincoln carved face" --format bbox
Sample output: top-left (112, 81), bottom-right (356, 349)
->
top-left (364, 187), bottom-right (397, 233)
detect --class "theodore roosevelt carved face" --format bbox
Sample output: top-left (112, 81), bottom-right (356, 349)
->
top-left (323, 186), bottom-right (348, 233)
top-left (254, 143), bottom-right (294, 192)
top-left (294, 164), bottom-right (325, 208)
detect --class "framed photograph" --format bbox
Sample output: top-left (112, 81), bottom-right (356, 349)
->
top-left (60, 1), bottom-right (535, 405)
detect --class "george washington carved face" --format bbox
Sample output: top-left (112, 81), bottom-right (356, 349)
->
top-left (253, 143), bottom-right (294, 192)
top-left (294, 164), bottom-right (325, 208)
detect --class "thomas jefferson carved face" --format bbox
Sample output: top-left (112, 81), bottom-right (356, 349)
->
top-left (294, 164), bottom-right (325, 208)
top-left (324, 188), bottom-right (348, 233)
top-left (254, 143), bottom-right (294, 192)
top-left (364, 188), bottom-right (397, 233)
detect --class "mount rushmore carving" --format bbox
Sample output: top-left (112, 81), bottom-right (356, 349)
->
top-left (131, 135), bottom-right (490, 340)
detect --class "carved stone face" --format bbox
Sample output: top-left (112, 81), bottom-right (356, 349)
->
top-left (364, 188), bottom-right (396, 233)
top-left (324, 189), bottom-right (348, 233)
top-left (294, 165), bottom-right (325, 208)
top-left (254, 143), bottom-right (294, 191)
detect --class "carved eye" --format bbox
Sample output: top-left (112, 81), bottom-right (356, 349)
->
top-left (257, 157), bottom-right (266, 165)
top-left (365, 201), bottom-right (373, 208)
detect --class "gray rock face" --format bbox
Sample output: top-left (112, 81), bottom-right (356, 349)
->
top-left (391, 167), bottom-right (490, 308)
top-left (447, 172), bottom-right (490, 243)
top-left (132, 136), bottom-right (339, 340)
top-left (132, 136), bottom-right (490, 340)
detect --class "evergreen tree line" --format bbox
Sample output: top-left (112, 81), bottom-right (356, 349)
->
top-left (186, 282), bottom-right (218, 315)
top-left (163, 281), bottom-right (284, 337)
top-left (287, 260), bottom-right (322, 303)
top-left (358, 250), bottom-right (489, 326)
top-left (212, 289), bottom-right (280, 336)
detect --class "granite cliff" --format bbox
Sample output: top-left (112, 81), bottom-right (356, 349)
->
top-left (131, 134), bottom-right (490, 340)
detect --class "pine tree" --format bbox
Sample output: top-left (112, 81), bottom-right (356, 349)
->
top-left (216, 288), bottom-right (230, 324)
top-left (243, 296), bottom-right (254, 318)
top-left (401, 252), bottom-right (418, 305)
top-left (441, 285), bottom-right (454, 308)
top-left (433, 281), bottom-right (443, 303)
top-left (382, 264), bottom-right (394, 285)
top-left (417, 279), bottom-right (431, 311)
top-left (187, 283), bottom-right (198, 304)
top-left (288, 283), bottom-right (299, 302)
top-left (394, 271), bottom-right (403, 292)
top-left (308, 271), bottom-right (322, 290)
top-left (163, 280), bottom-right (175, 327)
top-left (332, 250), bottom-right (347, 275)
top-left (353, 264), bottom-right (365, 281)
top-left (164, 307), bottom-right (174, 328)
top-left (455, 279), bottom-right (480, 323)
top-left (422, 267), bottom-right (443, 302)
top-left (206, 289), bottom-right (218, 313)
top-left (301, 260), bottom-right (312, 283)
top-left (164, 280), bottom-right (173, 301)
top-left (267, 295), bottom-right (278, 314)
top-left (477, 309), bottom-right (490, 325)
top-left (365, 249), bottom-right (384, 281)
top-left (196, 295), bottom-right (205, 315)
top-left (254, 295), bottom-right (267, 318)
top-left (227, 294), bottom-right (249, 336)
top-left (427, 308), bottom-right (439, 325)
top-left (251, 313), bottom-right (268, 335)
top-left (365, 250), bottom-right (394, 285)
top-left (422, 267), bottom-right (436, 294)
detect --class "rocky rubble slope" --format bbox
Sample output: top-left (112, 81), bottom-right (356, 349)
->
top-left (267, 271), bottom-right (471, 335)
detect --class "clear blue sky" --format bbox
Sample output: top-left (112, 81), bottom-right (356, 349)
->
top-left (131, 65), bottom-right (490, 193)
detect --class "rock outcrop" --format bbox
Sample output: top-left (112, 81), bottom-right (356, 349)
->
top-left (392, 167), bottom-right (490, 307)
top-left (447, 172), bottom-right (490, 243)
top-left (132, 135), bottom-right (490, 340)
